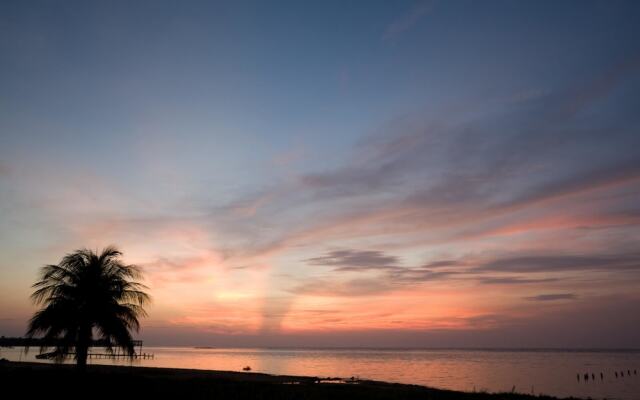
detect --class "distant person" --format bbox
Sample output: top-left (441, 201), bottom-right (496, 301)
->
top-left (600, 372), bottom-right (604, 380)
top-left (584, 373), bottom-right (589, 381)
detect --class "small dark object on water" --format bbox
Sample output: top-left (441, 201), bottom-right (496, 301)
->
top-left (242, 366), bottom-right (251, 371)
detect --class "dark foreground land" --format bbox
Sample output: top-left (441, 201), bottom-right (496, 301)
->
top-left (0, 361), bottom-right (575, 400)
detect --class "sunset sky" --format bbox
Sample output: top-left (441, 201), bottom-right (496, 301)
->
top-left (1, 0), bottom-right (640, 348)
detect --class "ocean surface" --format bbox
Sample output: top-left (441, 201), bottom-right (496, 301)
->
top-left (2, 347), bottom-right (639, 400)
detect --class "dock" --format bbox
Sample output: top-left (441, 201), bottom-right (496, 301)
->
top-left (2, 337), bottom-right (154, 360)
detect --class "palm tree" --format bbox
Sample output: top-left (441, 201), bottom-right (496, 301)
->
top-left (26, 246), bottom-right (150, 369)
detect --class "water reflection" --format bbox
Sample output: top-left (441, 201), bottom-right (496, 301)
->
top-left (2, 347), bottom-right (639, 400)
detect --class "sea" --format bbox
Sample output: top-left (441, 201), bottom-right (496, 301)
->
top-left (2, 347), bottom-right (639, 400)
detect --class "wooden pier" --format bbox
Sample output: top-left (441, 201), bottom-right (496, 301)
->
top-left (86, 344), bottom-right (153, 360)
top-left (87, 352), bottom-right (154, 360)
top-left (1, 337), bottom-right (154, 360)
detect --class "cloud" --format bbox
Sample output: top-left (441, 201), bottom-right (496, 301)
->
top-left (422, 259), bottom-right (465, 268)
top-left (557, 54), bottom-right (640, 119)
top-left (524, 293), bottom-right (577, 302)
top-left (297, 248), bottom-right (463, 297)
top-left (479, 277), bottom-right (559, 285)
top-left (387, 268), bottom-right (458, 283)
top-left (138, 252), bottom-right (225, 288)
top-left (383, 1), bottom-right (433, 41)
top-left (290, 277), bottom-right (394, 297)
top-left (305, 249), bottom-right (400, 271)
top-left (498, 158), bottom-right (640, 211)
top-left (479, 253), bottom-right (640, 273)
top-left (206, 54), bottom-right (640, 265)
top-left (299, 247), bottom-right (640, 297)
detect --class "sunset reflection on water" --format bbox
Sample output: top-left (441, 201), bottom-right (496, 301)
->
top-left (4, 347), bottom-right (639, 400)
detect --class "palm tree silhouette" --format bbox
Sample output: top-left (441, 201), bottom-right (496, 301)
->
top-left (26, 246), bottom-right (150, 369)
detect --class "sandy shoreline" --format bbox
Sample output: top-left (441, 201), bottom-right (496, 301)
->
top-left (1, 360), bottom-right (573, 399)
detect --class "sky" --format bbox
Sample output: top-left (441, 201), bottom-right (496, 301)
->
top-left (1, 0), bottom-right (640, 348)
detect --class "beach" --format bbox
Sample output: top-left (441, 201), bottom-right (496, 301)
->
top-left (0, 360), bottom-right (571, 399)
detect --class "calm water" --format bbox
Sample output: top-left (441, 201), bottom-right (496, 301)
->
top-left (2, 347), bottom-right (639, 400)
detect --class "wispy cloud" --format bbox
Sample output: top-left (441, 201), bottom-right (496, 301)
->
top-left (524, 293), bottom-right (577, 302)
top-left (206, 55), bottom-right (640, 265)
top-left (479, 253), bottom-right (640, 273)
top-left (383, 1), bottom-right (433, 41)
top-left (479, 277), bottom-right (559, 285)
top-left (305, 249), bottom-right (400, 271)
top-left (422, 260), bottom-right (463, 268)
top-left (291, 277), bottom-right (394, 297)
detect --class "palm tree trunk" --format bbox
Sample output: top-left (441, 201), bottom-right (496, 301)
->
top-left (76, 324), bottom-right (91, 370)
top-left (76, 345), bottom-right (88, 370)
